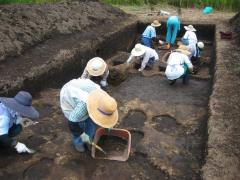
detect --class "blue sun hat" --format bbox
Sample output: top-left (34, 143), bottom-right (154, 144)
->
top-left (203, 6), bottom-right (213, 14)
top-left (0, 91), bottom-right (39, 119)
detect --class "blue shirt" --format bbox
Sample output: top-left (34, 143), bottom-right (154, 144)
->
top-left (0, 102), bottom-right (18, 135)
top-left (142, 25), bottom-right (156, 39)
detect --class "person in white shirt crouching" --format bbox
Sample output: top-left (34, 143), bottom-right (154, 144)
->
top-left (126, 43), bottom-right (159, 71)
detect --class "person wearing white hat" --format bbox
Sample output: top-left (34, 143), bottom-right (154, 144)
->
top-left (0, 91), bottom-right (39, 154)
top-left (141, 20), bottom-right (161, 48)
top-left (181, 25), bottom-right (198, 46)
top-left (165, 46), bottom-right (193, 85)
top-left (81, 57), bottom-right (109, 88)
top-left (126, 43), bottom-right (159, 71)
top-left (60, 78), bottom-right (118, 152)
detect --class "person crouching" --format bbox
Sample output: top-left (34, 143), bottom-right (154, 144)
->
top-left (60, 78), bottom-right (118, 152)
top-left (165, 47), bottom-right (193, 85)
top-left (0, 91), bottom-right (39, 153)
top-left (81, 57), bottom-right (109, 88)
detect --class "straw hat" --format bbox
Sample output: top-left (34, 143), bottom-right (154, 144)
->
top-left (131, 43), bottom-right (146, 57)
top-left (151, 20), bottom-right (161, 27)
top-left (175, 45), bottom-right (191, 56)
top-left (197, 41), bottom-right (204, 49)
top-left (86, 57), bottom-right (107, 77)
top-left (184, 25), bottom-right (196, 32)
top-left (0, 91), bottom-right (39, 119)
top-left (87, 89), bottom-right (118, 128)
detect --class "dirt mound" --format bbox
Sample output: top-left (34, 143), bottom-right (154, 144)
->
top-left (0, 0), bottom-right (127, 61)
top-left (230, 12), bottom-right (240, 43)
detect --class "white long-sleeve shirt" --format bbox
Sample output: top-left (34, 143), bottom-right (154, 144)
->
top-left (183, 31), bottom-right (198, 45)
top-left (127, 46), bottom-right (159, 70)
top-left (165, 52), bottom-right (193, 80)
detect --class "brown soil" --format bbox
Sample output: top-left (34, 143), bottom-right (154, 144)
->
top-left (0, 2), bottom-right (239, 180)
top-left (95, 135), bottom-right (127, 158)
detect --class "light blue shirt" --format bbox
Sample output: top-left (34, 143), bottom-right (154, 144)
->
top-left (142, 25), bottom-right (156, 39)
top-left (0, 102), bottom-right (18, 135)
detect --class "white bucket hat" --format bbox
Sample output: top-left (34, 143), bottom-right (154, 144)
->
top-left (184, 25), bottom-right (196, 32)
top-left (151, 20), bottom-right (161, 27)
top-left (131, 43), bottom-right (146, 57)
top-left (197, 42), bottom-right (204, 49)
top-left (86, 57), bottom-right (107, 76)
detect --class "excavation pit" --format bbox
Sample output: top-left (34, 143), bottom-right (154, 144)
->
top-left (0, 16), bottom-right (215, 179)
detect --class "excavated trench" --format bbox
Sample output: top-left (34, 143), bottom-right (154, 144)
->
top-left (0, 22), bottom-right (215, 179)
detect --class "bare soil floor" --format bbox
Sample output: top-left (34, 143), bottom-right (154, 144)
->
top-left (0, 2), bottom-right (240, 180)
top-left (0, 38), bottom-right (213, 179)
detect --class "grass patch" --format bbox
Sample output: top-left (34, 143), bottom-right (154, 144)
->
top-left (100, 0), bottom-right (240, 11)
top-left (0, 0), bottom-right (60, 4)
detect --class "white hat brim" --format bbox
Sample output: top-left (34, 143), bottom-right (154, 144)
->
top-left (184, 26), bottom-right (196, 32)
top-left (131, 47), bottom-right (145, 57)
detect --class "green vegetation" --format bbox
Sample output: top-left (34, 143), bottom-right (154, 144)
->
top-left (0, 0), bottom-right (60, 4)
top-left (100, 0), bottom-right (240, 11)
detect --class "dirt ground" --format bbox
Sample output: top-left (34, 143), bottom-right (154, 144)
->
top-left (0, 1), bottom-right (240, 180)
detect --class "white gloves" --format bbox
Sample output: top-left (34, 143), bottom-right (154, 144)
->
top-left (138, 67), bottom-right (144, 72)
top-left (80, 133), bottom-right (91, 144)
top-left (15, 142), bottom-right (35, 154)
top-left (100, 80), bottom-right (108, 87)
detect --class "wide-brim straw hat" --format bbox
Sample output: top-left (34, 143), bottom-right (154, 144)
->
top-left (151, 20), bottom-right (161, 27)
top-left (87, 89), bottom-right (118, 128)
top-left (0, 91), bottom-right (39, 119)
top-left (131, 43), bottom-right (146, 57)
top-left (184, 25), bottom-right (196, 32)
top-left (86, 57), bottom-right (107, 77)
top-left (175, 45), bottom-right (191, 56)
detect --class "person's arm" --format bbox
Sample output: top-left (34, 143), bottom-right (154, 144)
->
top-left (69, 100), bottom-right (88, 123)
top-left (184, 55), bottom-right (193, 72)
top-left (183, 31), bottom-right (189, 39)
top-left (81, 67), bottom-right (90, 79)
top-left (126, 55), bottom-right (134, 65)
top-left (101, 68), bottom-right (109, 82)
top-left (100, 68), bottom-right (109, 88)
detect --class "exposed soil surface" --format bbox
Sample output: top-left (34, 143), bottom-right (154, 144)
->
top-left (0, 1), bottom-right (239, 180)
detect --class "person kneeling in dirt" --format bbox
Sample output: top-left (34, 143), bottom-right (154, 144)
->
top-left (141, 20), bottom-right (161, 48)
top-left (126, 43), bottom-right (159, 71)
top-left (0, 91), bottom-right (39, 154)
top-left (165, 47), bottom-right (193, 85)
top-left (60, 78), bottom-right (118, 153)
top-left (81, 57), bottom-right (109, 88)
